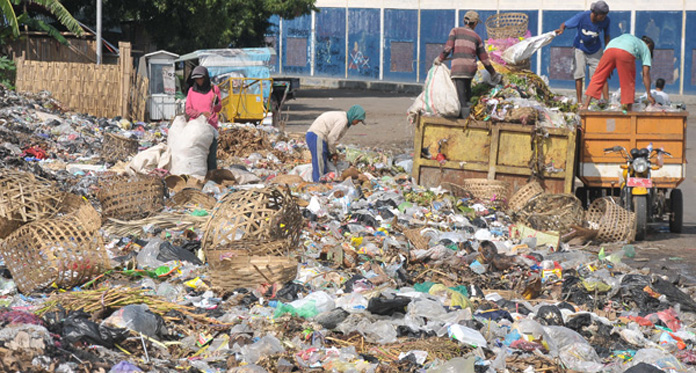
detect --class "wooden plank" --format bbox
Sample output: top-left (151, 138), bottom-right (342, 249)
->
top-left (487, 125), bottom-right (500, 179)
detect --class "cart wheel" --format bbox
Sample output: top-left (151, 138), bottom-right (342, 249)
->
top-left (669, 189), bottom-right (683, 233)
top-left (633, 195), bottom-right (647, 241)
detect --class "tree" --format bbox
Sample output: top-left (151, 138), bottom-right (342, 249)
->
top-left (0, 0), bottom-right (84, 41)
top-left (61, 0), bottom-right (317, 54)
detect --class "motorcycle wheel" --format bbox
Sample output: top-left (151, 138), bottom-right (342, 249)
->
top-left (669, 189), bottom-right (683, 233)
top-left (633, 196), bottom-right (647, 241)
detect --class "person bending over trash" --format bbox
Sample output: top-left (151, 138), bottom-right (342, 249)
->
top-left (185, 65), bottom-right (222, 171)
top-left (555, 0), bottom-right (611, 104)
top-left (434, 10), bottom-right (501, 119)
top-left (305, 105), bottom-right (366, 182)
top-left (580, 34), bottom-right (655, 111)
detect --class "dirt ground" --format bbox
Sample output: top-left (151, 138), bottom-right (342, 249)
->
top-left (282, 87), bottom-right (696, 283)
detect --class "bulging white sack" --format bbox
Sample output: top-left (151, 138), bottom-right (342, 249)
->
top-left (168, 115), bottom-right (215, 179)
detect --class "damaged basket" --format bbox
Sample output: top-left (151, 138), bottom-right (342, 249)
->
top-left (0, 218), bottom-right (111, 293)
top-left (508, 181), bottom-right (544, 213)
top-left (515, 193), bottom-right (584, 234)
top-left (55, 192), bottom-right (102, 232)
top-left (586, 197), bottom-right (636, 243)
top-left (210, 255), bottom-right (298, 291)
top-left (202, 187), bottom-right (303, 253)
top-left (166, 188), bottom-right (217, 210)
top-left (205, 239), bottom-right (291, 268)
top-left (97, 175), bottom-right (165, 221)
top-left (462, 179), bottom-right (511, 208)
top-left (101, 132), bottom-right (139, 163)
top-left (0, 170), bottom-right (63, 223)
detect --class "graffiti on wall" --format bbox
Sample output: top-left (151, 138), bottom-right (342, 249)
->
top-left (348, 42), bottom-right (370, 72)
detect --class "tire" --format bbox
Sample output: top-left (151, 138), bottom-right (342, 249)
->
top-left (670, 189), bottom-right (683, 233)
top-left (633, 195), bottom-right (648, 241)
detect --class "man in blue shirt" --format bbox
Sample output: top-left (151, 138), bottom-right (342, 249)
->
top-left (555, 1), bottom-right (611, 104)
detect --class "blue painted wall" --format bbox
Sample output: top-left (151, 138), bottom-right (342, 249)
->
top-left (315, 8), bottom-right (346, 77)
top-left (419, 9), bottom-right (455, 82)
top-left (685, 12), bottom-right (696, 94)
top-left (266, 15), bottom-right (280, 73)
top-left (348, 8), bottom-right (380, 80)
top-left (383, 9), bottom-right (418, 82)
top-left (635, 11), bottom-right (682, 94)
top-left (282, 14), bottom-right (312, 75)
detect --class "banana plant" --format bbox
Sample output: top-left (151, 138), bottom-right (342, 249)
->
top-left (0, 0), bottom-right (83, 38)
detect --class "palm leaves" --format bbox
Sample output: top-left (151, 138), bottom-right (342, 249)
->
top-left (1, 0), bottom-right (83, 38)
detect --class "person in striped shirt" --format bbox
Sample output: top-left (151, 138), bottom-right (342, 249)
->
top-left (434, 10), bottom-right (501, 119)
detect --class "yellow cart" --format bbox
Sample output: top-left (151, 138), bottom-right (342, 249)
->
top-left (218, 77), bottom-right (272, 123)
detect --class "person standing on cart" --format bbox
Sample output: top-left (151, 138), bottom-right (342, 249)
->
top-left (555, 1), bottom-right (611, 105)
top-left (434, 10), bottom-right (501, 119)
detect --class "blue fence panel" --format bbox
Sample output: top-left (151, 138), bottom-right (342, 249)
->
top-left (383, 9), bottom-right (418, 82)
top-left (419, 10), bottom-right (455, 82)
top-left (348, 8), bottom-right (380, 80)
top-left (636, 11), bottom-right (682, 94)
top-left (266, 15), bottom-right (280, 74)
top-left (282, 14), bottom-right (312, 75)
top-left (315, 8), bottom-right (346, 78)
top-left (685, 12), bottom-right (696, 94)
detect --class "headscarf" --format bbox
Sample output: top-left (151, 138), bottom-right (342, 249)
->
top-left (346, 105), bottom-right (366, 127)
top-left (189, 65), bottom-right (212, 94)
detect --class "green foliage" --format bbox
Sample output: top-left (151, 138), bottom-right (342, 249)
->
top-left (61, 0), bottom-right (318, 54)
top-left (0, 0), bottom-right (83, 44)
top-left (0, 56), bottom-right (16, 89)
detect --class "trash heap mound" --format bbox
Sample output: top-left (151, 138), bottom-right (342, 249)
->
top-left (0, 86), bottom-right (694, 373)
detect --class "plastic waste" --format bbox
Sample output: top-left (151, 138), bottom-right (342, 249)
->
top-left (367, 296), bottom-right (411, 316)
top-left (448, 324), bottom-right (487, 347)
top-left (103, 304), bottom-right (168, 339)
top-left (157, 241), bottom-right (202, 265)
top-left (62, 311), bottom-right (129, 348)
top-left (335, 292), bottom-right (368, 313)
top-left (239, 335), bottom-right (284, 364)
top-left (362, 320), bottom-right (398, 345)
top-left (109, 361), bottom-right (143, 373)
top-left (135, 238), bottom-right (165, 269)
top-left (427, 356), bottom-right (475, 373)
top-left (315, 308), bottom-right (350, 330)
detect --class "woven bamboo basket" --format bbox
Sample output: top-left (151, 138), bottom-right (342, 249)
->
top-left (0, 170), bottom-right (63, 223)
top-left (55, 193), bottom-right (102, 232)
top-left (508, 181), bottom-right (545, 213)
top-left (586, 197), bottom-right (636, 243)
top-left (515, 193), bottom-right (584, 234)
top-left (404, 228), bottom-right (430, 251)
top-left (210, 255), bottom-right (298, 290)
top-left (166, 188), bottom-right (217, 210)
top-left (206, 239), bottom-right (291, 268)
top-left (201, 187), bottom-right (303, 253)
top-left (441, 182), bottom-right (474, 199)
top-left (97, 175), bottom-right (165, 221)
top-left (0, 218), bottom-right (111, 293)
top-left (101, 133), bottom-right (139, 163)
top-left (485, 13), bottom-right (529, 40)
top-left (0, 215), bottom-right (22, 239)
top-left (462, 179), bottom-right (511, 208)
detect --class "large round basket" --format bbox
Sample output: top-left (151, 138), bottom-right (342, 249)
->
top-left (206, 239), bottom-right (291, 268)
top-left (97, 175), bottom-right (165, 221)
top-left (586, 197), bottom-right (636, 243)
top-left (167, 188), bottom-right (217, 210)
top-left (515, 193), bottom-right (584, 234)
top-left (508, 181), bottom-right (545, 213)
top-left (55, 193), bottom-right (102, 232)
top-left (0, 218), bottom-right (111, 293)
top-left (462, 179), bottom-right (511, 208)
top-left (441, 182), bottom-right (474, 199)
top-left (210, 255), bottom-right (298, 291)
top-left (101, 133), bottom-right (139, 163)
top-left (485, 13), bottom-right (529, 40)
top-left (201, 187), bottom-right (303, 253)
top-left (0, 170), bottom-right (63, 223)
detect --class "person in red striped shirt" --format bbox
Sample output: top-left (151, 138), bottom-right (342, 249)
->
top-left (434, 10), bottom-right (501, 119)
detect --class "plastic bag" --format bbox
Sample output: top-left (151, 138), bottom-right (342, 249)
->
top-left (315, 308), bottom-right (350, 329)
top-left (109, 361), bottom-right (143, 373)
top-left (448, 324), bottom-right (487, 347)
top-left (104, 304), bottom-right (168, 339)
top-left (136, 238), bottom-right (165, 269)
top-left (427, 356), bottom-right (475, 373)
top-left (362, 320), bottom-right (397, 345)
top-left (168, 115), bottom-right (215, 179)
top-left (62, 311), bottom-right (129, 348)
top-left (239, 335), bottom-right (284, 364)
top-left (407, 65), bottom-right (460, 122)
top-left (367, 296), bottom-right (412, 316)
top-left (502, 31), bottom-right (556, 65)
top-left (157, 241), bottom-right (202, 265)
top-left (335, 292), bottom-right (368, 313)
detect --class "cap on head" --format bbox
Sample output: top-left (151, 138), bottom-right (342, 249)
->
top-left (463, 10), bottom-right (480, 24)
top-left (590, 1), bottom-right (610, 15)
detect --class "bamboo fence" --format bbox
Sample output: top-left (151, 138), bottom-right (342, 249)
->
top-left (14, 42), bottom-right (147, 121)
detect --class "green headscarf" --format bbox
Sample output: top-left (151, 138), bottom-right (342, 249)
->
top-left (346, 105), bottom-right (366, 127)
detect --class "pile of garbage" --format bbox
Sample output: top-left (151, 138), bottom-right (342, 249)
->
top-left (1, 85), bottom-right (696, 373)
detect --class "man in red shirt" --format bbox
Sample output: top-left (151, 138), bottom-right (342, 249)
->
top-left (435, 10), bottom-right (500, 119)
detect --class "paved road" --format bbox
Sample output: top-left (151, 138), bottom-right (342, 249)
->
top-left (282, 88), bottom-right (696, 279)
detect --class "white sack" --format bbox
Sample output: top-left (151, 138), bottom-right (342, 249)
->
top-left (407, 65), bottom-right (460, 122)
top-left (168, 115), bottom-right (215, 179)
top-left (126, 144), bottom-right (172, 176)
top-left (502, 31), bottom-right (556, 65)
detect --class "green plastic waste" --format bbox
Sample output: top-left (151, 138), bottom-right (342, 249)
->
top-left (623, 245), bottom-right (636, 258)
top-left (414, 282), bottom-right (436, 293)
top-left (274, 300), bottom-right (319, 319)
top-left (190, 209), bottom-right (209, 217)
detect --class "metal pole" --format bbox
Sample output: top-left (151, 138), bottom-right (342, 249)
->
top-left (96, 0), bottom-right (102, 64)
